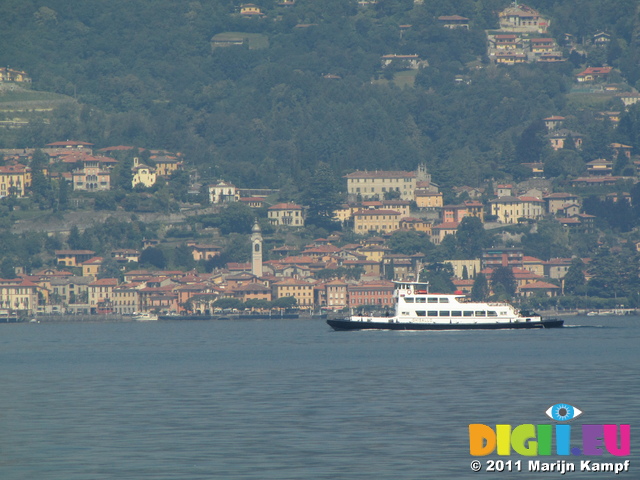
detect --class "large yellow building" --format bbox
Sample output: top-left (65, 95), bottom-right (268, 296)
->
top-left (489, 196), bottom-right (545, 224)
top-left (272, 278), bottom-right (314, 308)
top-left (0, 278), bottom-right (40, 314)
top-left (268, 203), bottom-right (304, 227)
top-left (415, 191), bottom-right (443, 210)
top-left (399, 217), bottom-right (432, 234)
top-left (152, 156), bottom-right (183, 177)
top-left (132, 158), bottom-right (157, 188)
top-left (55, 250), bottom-right (97, 267)
top-left (353, 209), bottom-right (401, 233)
top-left (112, 283), bottom-right (142, 314)
top-left (88, 278), bottom-right (119, 309)
top-left (345, 171), bottom-right (417, 201)
top-left (0, 164), bottom-right (31, 197)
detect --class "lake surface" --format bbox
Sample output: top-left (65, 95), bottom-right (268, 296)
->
top-left (0, 315), bottom-right (638, 479)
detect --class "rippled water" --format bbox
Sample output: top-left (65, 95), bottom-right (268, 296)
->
top-left (0, 316), bottom-right (638, 479)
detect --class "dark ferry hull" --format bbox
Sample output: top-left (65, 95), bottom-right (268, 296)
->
top-left (327, 318), bottom-right (564, 331)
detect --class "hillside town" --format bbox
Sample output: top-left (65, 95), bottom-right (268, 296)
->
top-left (0, 123), bottom-right (638, 318)
top-left (1, 2), bottom-right (640, 318)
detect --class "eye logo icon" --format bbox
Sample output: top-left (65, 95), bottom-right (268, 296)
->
top-left (545, 403), bottom-right (582, 422)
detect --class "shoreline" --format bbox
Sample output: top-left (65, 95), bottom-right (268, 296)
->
top-left (18, 313), bottom-right (325, 323)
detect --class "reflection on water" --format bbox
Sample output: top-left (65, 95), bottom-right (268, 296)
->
top-left (0, 316), bottom-right (638, 479)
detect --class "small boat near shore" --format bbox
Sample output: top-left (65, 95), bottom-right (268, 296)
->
top-left (327, 281), bottom-right (563, 331)
top-left (133, 312), bottom-right (158, 322)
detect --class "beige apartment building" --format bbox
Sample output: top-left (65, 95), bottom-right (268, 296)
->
top-left (112, 283), bottom-right (142, 314)
top-left (489, 196), bottom-right (545, 224)
top-left (353, 209), bottom-right (401, 233)
top-left (268, 203), bottom-right (304, 227)
top-left (345, 170), bottom-right (417, 201)
top-left (0, 164), bottom-right (31, 197)
top-left (0, 278), bottom-right (40, 314)
top-left (272, 278), bottom-right (314, 308)
top-left (415, 191), bottom-right (443, 209)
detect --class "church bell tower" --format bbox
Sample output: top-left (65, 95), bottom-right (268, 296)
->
top-left (251, 219), bottom-right (263, 277)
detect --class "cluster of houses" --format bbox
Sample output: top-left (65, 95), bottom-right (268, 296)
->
top-left (0, 141), bottom-right (184, 196)
top-left (0, 224), bottom-right (586, 316)
top-left (436, 2), bottom-right (625, 76)
top-left (483, 3), bottom-right (565, 65)
top-left (0, 67), bottom-right (31, 84)
top-left (209, 135), bottom-right (631, 238)
top-left (0, 162), bottom-right (612, 316)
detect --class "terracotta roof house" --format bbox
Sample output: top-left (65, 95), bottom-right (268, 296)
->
top-left (518, 281), bottom-right (561, 297)
top-left (586, 158), bottom-right (613, 175)
top-left (55, 250), bottom-right (97, 267)
top-left (547, 129), bottom-right (584, 151)
top-left (268, 203), bottom-right (305, 227)
top-left (438, 15), bottom-right (469, 29)
top-left (498, 3), bottom-right (548, 33)
top-left (544, 116), bottom-right (565, 131)
top-left (239, 3), bottom-right (265, 16)
top-left (431, 222), bottom-right (459, 245)
top-left (576, 66), bottom-right (612, 82)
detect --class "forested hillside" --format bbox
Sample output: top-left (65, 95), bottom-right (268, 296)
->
top-left (1, 0), bottom-right (639, 190)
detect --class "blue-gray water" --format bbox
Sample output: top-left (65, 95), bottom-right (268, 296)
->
top-left (0, 316), bottom-right (638, 479)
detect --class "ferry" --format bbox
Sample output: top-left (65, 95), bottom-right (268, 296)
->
top-left (327, 281), bottom-right (563, 331)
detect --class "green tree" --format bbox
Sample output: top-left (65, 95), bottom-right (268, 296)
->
top-left (516, 120), bottom-right (548, 164)
top-left (111, 156), bottom-right (134, 191)
top-left (456, 216), bottom-right (489, 258)
top-left (67, 225), bottom-right (82, 250)
top-left (587, 247), bottom-right (640, 299)
top-left (173, 243), bottom-right (196, 270)
top-left (98, 257), bottom-right (123, 281)
top-left (30, 149), bottom-right (54, 209)
top-left (57, 177), bottom-right (70, 211)
top-left (388, 230), bottom-right (429, 255)
top-left (491, 266), bottom-right (516, 299)
top-left (300, 161), bottom-right (342, 230)
top-left (0, 258), bottom-right (16, 279)
top-left (563, 258), bottom-right (586, 295)
top-left (271, 296), bottom-right (297, 309)
top-left (140, 246), bottom-right (167, 269)
top-left (419, 263), bottom-right (455, 293)
top-left (471, 272), bottom-right (489, 301)
top-left (214, 297), bottom-right (243, 310)
top-left (542, 149), bottom-right (585, 178)
top-left (522, 219), bottom-right (571, 260)
top-left (218, 202), bottom-right (254, 235)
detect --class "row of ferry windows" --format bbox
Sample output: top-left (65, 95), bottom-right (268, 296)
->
top-left (412, 310), bottom-right (499, 317)
top-left (404, 297), bottom-right (448, 303)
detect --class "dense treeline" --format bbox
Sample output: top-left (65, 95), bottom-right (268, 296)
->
top-left (0, 0), bottom-right (639, 190)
